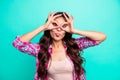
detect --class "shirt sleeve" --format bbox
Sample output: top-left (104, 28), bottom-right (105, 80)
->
top-left (12, 36), bottom-right (40, 57)
top-left (80, 69), bottom-right (86, 80)
top-left (80, 74), bottom-right (86, 80)
top-left (75, 37), bottom-right (101, 50)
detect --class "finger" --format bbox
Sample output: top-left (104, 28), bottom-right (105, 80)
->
top-left (67, 13), bottom-right (72, 19)
top-left (51, 26), bottom-right (61, 30)
top-left (63, 12), bottom-right (69, 21)
top-left (48, 12), bottom-right (53, 20)
top-left (48, 14), bottom-right (51, 19)
top-left (51, 11), bottom-right (58, 17)
top-left (70, 15), bottom-right (74, 22)
top-left (52, 14), bottom-right (62, 20)
top-left (60, 26), bottom-right (66, 31)
top-left (66, 13), bottom-right (73, 21)
top-left (71, 15), bottom-right (74, 19)
top-left (49, 11), bottom-right (52, 15)
top-left (48, 12), bottom-right (60, 22)
top-left (60, 22), bottom-right (68, 28)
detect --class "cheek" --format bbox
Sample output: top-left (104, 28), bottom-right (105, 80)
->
top-left (50, 30), bottom-right (54, 38)
top-left (60, 31), bottom-right (66, 37)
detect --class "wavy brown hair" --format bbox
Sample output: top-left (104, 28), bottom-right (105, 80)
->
top-left (37, 12), bottom-right (85, 80)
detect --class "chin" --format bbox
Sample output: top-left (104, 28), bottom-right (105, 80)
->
top-left (54, 39), bottom-right (62, 41)
top-left (53, 37), bottom-right (63, 41)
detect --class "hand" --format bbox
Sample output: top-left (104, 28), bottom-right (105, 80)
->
top-left (44, 12), bottom-right (62, 30)
top-left (60, 12), bottom-right (75, 33)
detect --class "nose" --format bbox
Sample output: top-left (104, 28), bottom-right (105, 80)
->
top-left (57, 27), bottom-right (62, 31)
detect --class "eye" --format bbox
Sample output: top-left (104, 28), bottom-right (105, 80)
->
top-left (62, 24), bottom-right (68, 28)
top-left (52, 22), bottom-right (58, 26)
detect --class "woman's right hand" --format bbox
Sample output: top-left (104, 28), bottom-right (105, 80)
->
top-left (43, 12), bottom-right (62, 31)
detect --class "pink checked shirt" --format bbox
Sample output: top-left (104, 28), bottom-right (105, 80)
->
top-left (12, 36), bottom-right (100, 80)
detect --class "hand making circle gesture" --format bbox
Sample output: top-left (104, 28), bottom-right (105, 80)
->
top-left (60, 12), bottom-right (75, 33)
top-left (44, 12), bottom-right (62, 31)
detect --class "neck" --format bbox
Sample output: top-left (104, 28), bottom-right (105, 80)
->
top-left (52, 40), bottom-right (64, 49)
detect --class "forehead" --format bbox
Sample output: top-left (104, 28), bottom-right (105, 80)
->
top-left (54, 17), bottom-right (66, 24)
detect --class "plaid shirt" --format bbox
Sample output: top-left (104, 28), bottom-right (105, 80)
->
top-left (12, 36), bottom-right (100, 80)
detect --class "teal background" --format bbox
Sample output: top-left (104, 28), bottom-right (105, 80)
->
top-left (0, 0), bottom-right (120, 80)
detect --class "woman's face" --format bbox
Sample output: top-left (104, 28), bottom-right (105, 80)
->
top-left (50, 16), bottom-right (68, 41)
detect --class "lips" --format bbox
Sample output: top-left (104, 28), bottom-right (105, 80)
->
top-left (55, 33), bottom-right (60, 37)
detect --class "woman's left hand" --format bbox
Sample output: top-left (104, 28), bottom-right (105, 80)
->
top-left (60, 13), bottom-right (75, 33)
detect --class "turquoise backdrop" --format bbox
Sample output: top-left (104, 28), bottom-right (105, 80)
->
top-left (0, 0), bottom-right (120, 80)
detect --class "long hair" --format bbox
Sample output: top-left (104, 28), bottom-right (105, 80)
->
top-left (37, 12), bottom-right (85, 80)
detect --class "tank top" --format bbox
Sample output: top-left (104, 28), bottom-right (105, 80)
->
top-left (47, 56), bottom-right (74, 80)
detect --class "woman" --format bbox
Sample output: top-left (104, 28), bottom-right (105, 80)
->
top-left (12, 12), bottom-right (106, 80)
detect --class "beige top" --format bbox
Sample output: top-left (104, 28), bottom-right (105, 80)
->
top-left (47, 56), bottom-right (74, 80)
